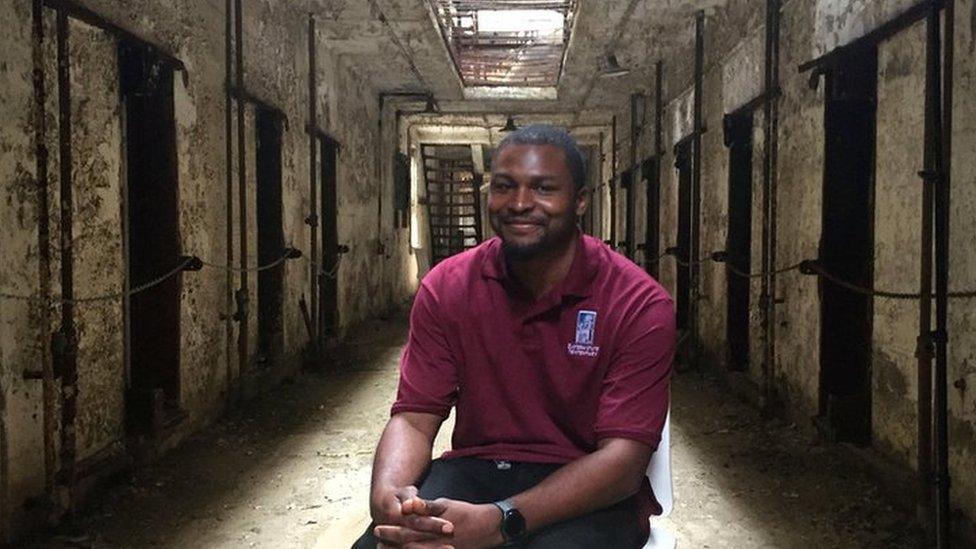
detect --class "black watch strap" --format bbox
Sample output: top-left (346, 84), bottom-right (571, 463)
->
top-left (492, 499), bottom-right (525, 544)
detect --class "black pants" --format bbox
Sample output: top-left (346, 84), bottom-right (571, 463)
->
top-left (351, 457), bottom-right (645, 549)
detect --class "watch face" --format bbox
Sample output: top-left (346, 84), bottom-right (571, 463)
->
top-left (502, 508), bottom-right (526, 539)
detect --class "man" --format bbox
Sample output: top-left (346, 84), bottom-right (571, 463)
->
top-left (352, 125), bottom-right (675, 549)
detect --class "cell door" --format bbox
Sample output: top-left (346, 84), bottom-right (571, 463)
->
top-left (256, 109), bottom-right (284, 367)
top-left (319, 137), bottom-right (340, 340)
top-left (120, 41), bottom-right (182, 435)
top-left (675, 140), bottom-right (693, 331)
top-left (725, 112), bottom-right (754, 372)
top-left (643, 156), bottom-right (660, 278)
top-left (818, 47), bottom-right (877, 445)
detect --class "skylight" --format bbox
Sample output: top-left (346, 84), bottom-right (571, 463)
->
top-left (431, 1), bottom-right (577, 87)
top-left (477, 10), bottom-right (564, 34)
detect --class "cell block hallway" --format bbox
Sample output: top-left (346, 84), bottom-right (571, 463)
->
top-left (0, 0), bottom-right (974, 547)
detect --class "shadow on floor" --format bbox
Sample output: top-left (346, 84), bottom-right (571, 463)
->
top-left (665, 369), bottom-right (923, 548)
top-left (25, 315), bottom-right (928, 548)
top-left (25, 315), bottom-right (410, 549)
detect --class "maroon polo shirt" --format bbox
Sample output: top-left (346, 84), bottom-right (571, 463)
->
top-left (392, 233), bottom-right (675, 524)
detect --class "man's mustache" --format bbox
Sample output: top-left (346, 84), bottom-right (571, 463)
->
top-left (496, 214), bottom-right (547, 225)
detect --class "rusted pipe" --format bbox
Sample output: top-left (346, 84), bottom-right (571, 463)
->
top-left (597, 131), bottom-right (604, 239)
top-left (646, 60), bottom-right (663, 278)
top-left (691, 10), bottom-right (704, 350)
top-left (307, 14), bottom-right (320, 362)
top-left (761, 0), bottom-right (781, 413)
top-left (932, 0), bottom-right (952, 544)
top-left (916, 8), bottom-right (937, 539)
top-left (610, 115), bottom-right (617, 247)
top-left (30, 0), bottom-right (56, 513)
top-left (234, 0), bottom-right (249, 382)
top-left (376, 97), bottom-right (385, 255)
top-left (223, 0), bottom-right (235, 402)
top-left (626, 93), bottom-right (640, 259)
top-left (55, 8), bottom-right (78, 516)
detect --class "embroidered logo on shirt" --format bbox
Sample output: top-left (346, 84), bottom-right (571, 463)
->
top-left (568, 310), bottom-right (600, 357)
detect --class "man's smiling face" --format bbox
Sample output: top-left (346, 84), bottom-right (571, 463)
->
top-left (488, 144), bottom-right (587, 260)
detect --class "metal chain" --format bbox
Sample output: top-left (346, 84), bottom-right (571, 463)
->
top-left (725, 261), bottom-right (803, 279)
top-left (0, 256), bottom-right (194, 306)
top-left (309, 254), bottom-right (343, 280)
top-left (672, 254), bottom-right (713, 268)
top-left (72, 256), bottom-right (196, 304)
top-left (807, 263), bottom-right (976, 300)
top-left (642, 252), bottom-right (670, 266)
top-left (200, 249), bottom-right (294, 274)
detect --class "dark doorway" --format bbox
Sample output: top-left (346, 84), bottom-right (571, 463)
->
top-left (674, 139), bottom-right (693, 331)
top-left (642, 156), bottom-right (660, 278)
top-left (724, 111), bottom-right (754, 372)
top-left (120, 42), bottom-right (181, 435)
top-left (818, 46), bottom-right (877, 445)
top-left (256, 109), bottom-right (284, 367)
top-left (319, 137), bottom-right (340, 341)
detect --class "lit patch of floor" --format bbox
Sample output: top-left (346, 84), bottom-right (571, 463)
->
top-left (29, 316), bottom-right (920, 548)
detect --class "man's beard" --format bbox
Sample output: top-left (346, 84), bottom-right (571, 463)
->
top-left (490, 211), bottom-right (578, 262)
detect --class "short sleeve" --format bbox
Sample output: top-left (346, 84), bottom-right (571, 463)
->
top-left (390, 282), bottom-right (458, 418)
top-left (593, 292), bottom-right (675, 450)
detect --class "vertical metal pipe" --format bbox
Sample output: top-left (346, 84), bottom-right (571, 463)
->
top-left (647, 59), bottom-right (663, 277)
top-left (598, 131), bottom-right (604, 239)
top-left (627, 93), bottom-right (639, 259)
top-left (916, 3), bottom-right (938, 538)
top-left (691, 10), bottom-right (704, 348)
top-left (31, 0), bottom-right (56, 510)
top-left (761, 0), bottom-right (781, 412)
top-left (224, 0), bottom-right (235, 401)
top-left (307, 14), bottom-right (320, 360)
top-left (920, 1), bottom-right (944, 543)
top-left (55, 8), bottom-right (77, 515)
top-left (934, 0), bottom-right (953, 544)
top-left (610, 115), bottom-right (617, 247)
top-left (234, 0), bottom-right (249, 378)
top-left (377, 98), bottom-right (384, 252)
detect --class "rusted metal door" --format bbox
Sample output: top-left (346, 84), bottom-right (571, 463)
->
top-left (725, 112), bottom-right (754, 372)
top-left (818, 47), bottom-right (877, 445)
top-left (120, 41), bottom-right (182, 435)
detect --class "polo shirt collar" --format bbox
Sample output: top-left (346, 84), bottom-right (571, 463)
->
top-left (481, 231), bottom-right (599, 299)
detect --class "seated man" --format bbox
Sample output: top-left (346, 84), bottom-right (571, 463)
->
top-left (353, 125), bottom-right (675, 549)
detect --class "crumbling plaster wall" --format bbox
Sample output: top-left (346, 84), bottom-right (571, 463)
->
top-left (766, 0), bottom-right (824, 417)
top-left (947, 0), bottom-right (976, 523)
top-left (0, 0), bottom-right (47, 532)
top-left (654, 0), bottom-right (976, 527)
top-left (0, 0), bottom-right (413, 537)
top-left (873, 20), bottom-right (926, 469)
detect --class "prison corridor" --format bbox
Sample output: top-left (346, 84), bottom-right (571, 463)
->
top-left (23, 315), bottom-right (921, 548)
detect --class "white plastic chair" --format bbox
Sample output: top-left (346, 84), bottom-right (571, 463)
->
top-left (641, 409), bottom-right (676, 549)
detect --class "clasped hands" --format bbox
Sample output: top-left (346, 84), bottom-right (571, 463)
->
top-left (371, 486), bottom-right (505, 549)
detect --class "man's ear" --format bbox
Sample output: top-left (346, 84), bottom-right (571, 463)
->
top-left (575, 187), bottom-right (589, 218)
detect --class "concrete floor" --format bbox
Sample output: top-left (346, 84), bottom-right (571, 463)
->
top-left (28, 315), bottom-right (922, 548)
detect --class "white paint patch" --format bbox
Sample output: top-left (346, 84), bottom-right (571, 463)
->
top-left (671, 88), bottom-right (695, 146)
top-left (722, 29), bottom-right (764, 113)
top-left (814, 0), bottom-right (919, 57)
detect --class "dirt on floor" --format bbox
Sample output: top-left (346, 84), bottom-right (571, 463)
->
top-left (25, 315), bottom-right (922, 548)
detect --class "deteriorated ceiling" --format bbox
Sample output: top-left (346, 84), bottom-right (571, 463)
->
top-left (309, 0), bottom-right (748, 126)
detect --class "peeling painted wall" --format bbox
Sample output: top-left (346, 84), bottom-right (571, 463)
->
top-left (651, 0), bottom-right (976, 531)
top-left (0, 0), bottom-right (415, 538)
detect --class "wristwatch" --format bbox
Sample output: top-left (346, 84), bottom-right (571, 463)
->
top-left (492, 499), bottom-right (526, 544)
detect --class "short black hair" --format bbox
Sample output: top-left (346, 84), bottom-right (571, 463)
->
top-left (494, 124), bottom-right (587, 190)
